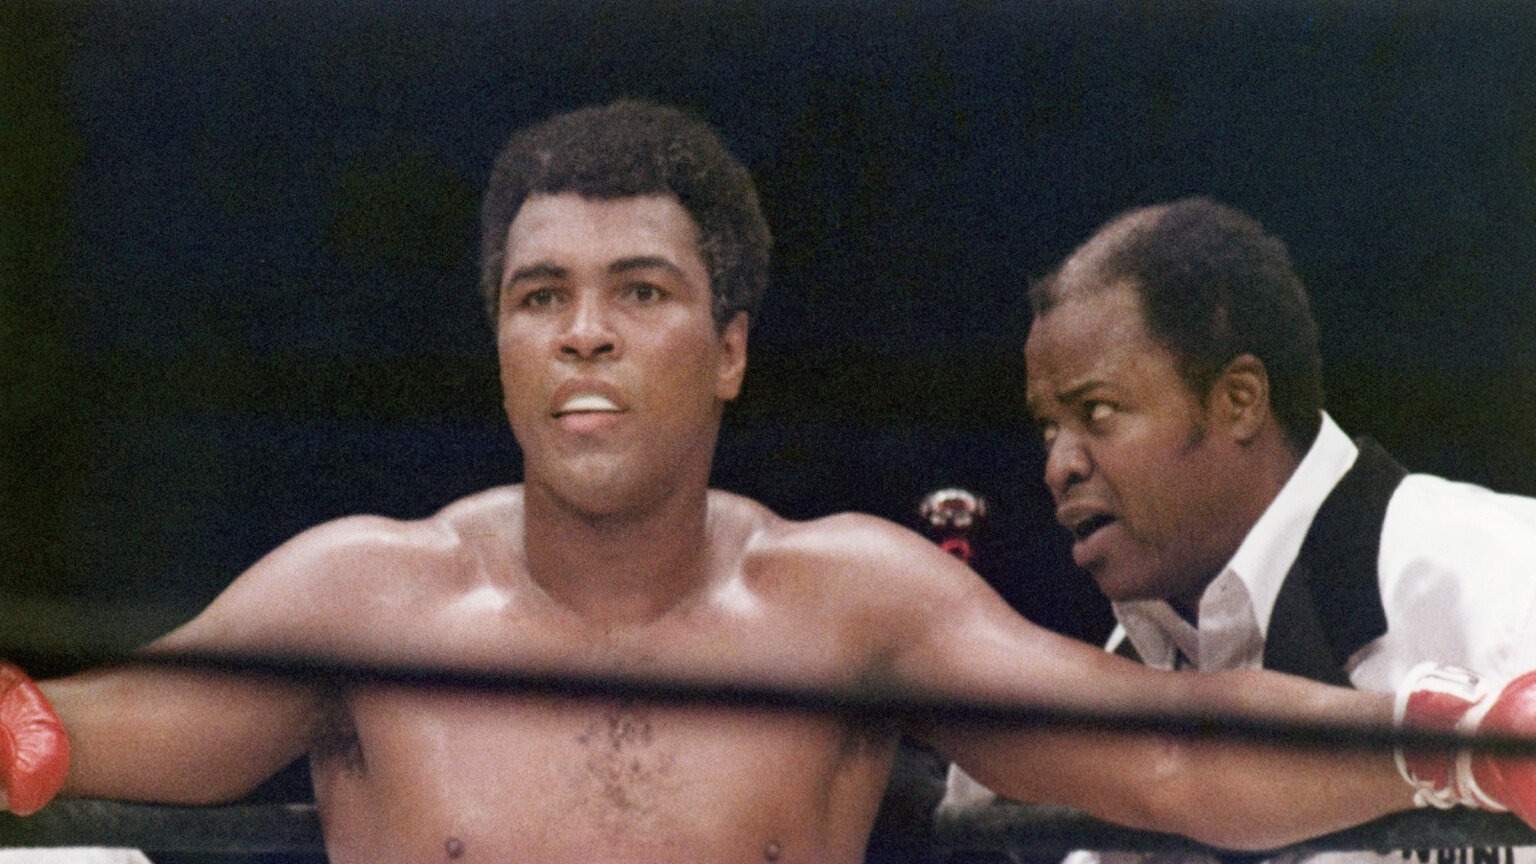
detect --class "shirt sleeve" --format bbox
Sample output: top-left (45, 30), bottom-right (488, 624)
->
top-left (1359, 474), bottom-right (1536, 685)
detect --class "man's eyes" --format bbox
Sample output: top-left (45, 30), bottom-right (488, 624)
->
top-left (1036, 402), bottom-right (1115, 443)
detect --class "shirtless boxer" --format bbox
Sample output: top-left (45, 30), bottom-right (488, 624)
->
top-left (7, 101), bottom-right (1536, 864)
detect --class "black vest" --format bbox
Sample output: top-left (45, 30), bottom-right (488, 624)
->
top-left (1262, 437), bottom-right (1407, 686)
top-left (1116, 444), bottom-right (1514, 862)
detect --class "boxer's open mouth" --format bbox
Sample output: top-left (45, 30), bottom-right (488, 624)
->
top-left (554, 394), bottom-right (622, 416)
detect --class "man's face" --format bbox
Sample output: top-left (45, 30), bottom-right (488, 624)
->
top-left (1024, 284), bottom-right (1242, 609)
top-left (495, 193), bottom-right (746, 517)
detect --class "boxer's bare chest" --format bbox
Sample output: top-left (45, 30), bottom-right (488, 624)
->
top-left (313, 686), bottom-right (895, 864)
top-left (308, 584), bottom-right (899, 863)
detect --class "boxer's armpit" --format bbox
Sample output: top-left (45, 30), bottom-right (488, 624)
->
top-left (310, 686), bottom-right (364, 774)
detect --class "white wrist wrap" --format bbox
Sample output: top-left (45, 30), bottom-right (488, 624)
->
top-left (1394, 662), bottom-right (1509, 812)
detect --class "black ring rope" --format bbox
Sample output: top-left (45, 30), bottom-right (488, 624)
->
top-left (9, 644), bottom-right (1536, 857)
top-left (96, 645), bottom-right (1536, 757)
top-left (0, 801), bottom-right (321, 854)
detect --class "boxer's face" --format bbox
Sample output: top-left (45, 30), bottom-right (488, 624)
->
top-left (495, 193), bottom-right (747, 516)
top-left (1025, 283), bottom-right (1245, 610)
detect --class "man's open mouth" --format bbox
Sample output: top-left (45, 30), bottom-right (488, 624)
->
top-left (1070, 513), bottom-right (1114, 542)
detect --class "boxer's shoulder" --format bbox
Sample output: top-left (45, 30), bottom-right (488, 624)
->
top-left (205, 493), bottom-right (518, 626)
top-left (269, 512), bottom-right (471, 582)
top-left (164, 492), bottom-right (534, 660)
top-left (300, 484), bottom-right (524, 571)
top-left (732, 499), bottom-right (967, 596)
top-left (434, 483), bottom-right (525, 530)
top-left (754, 507), bottom-right (944, 564)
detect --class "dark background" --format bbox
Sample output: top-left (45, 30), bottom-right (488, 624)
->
top-left (4, 2), bottom-right (1536, 859)
top-left (5, 0), bottom-right (1536, 677)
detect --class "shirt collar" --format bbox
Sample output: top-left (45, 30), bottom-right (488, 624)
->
top-left (1228, 411), bottom-right (1357, 637)
top-left (1113, 601), bottom-right (1199, 668)
top-left (1111, 412), bottom-right (1358, 665)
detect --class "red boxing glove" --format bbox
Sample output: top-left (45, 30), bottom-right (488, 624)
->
top-left (1396, 663), bottom-right (1536, 826)
top-left (0, 661), bottom-right (69, 816)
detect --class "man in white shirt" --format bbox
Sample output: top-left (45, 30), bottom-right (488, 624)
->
top-left (946, 196), bottom-right (1536, 864)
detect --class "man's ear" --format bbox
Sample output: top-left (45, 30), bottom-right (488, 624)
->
top-left (715, 311), bottom-right (749, 401)
top-left (1215, 353), bottom-right (1271, 444)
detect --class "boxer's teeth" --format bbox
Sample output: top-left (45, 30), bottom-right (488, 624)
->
top-left (560, 394), bottom-right (620, 413)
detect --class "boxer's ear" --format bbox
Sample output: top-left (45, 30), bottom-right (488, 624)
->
top-left (715, 311), bottom-right (749, 401)
top-left (1213, 353), bottom-right (1269, 444)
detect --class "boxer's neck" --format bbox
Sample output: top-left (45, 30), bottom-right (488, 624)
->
top-left (521, 484), bottom-right (717, 626)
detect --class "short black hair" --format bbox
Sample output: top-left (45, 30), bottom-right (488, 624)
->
top-left (1032, 196), bottom-right (1324, 449)
top-left (479, 99), bottom-right (771, 330)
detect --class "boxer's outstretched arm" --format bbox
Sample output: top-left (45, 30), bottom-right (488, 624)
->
top-left (920, 658), bottom-right (1406, 850)
top-left (821, 517), bottom-right (1411, 851)
top-left (38, 515), bottom-right (419, 806)
top-left (42, 663), bottom-right (321, 805)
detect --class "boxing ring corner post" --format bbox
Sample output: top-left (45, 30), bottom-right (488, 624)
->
top-left (4, 800), bottom-right (1535, 858)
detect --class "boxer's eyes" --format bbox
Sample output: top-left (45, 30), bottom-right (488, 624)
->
top-left (521, 287), bottom-right (562, 308)
top-left (626, 282), bottom-right (666, 303)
